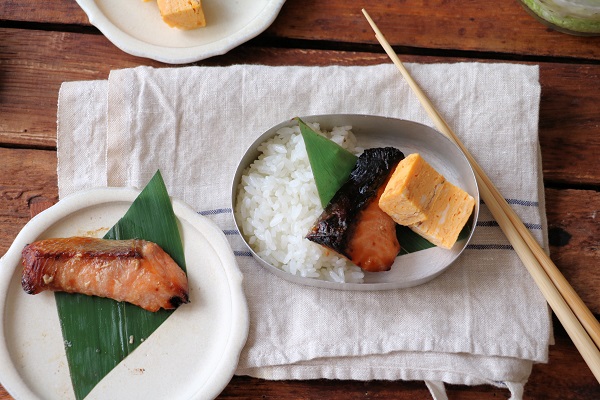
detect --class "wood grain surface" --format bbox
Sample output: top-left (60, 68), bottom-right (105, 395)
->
top-left (1, 0), bottom-right (599, 60)
top-left (1, 0), bottom-right (599, 398)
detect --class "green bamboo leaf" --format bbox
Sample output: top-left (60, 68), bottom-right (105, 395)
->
top-left (55, 170), bottom-right (186, 400)
top-left (297, 118), bottom-right (358, 207)
top-left (396, 225), bottom-right (436, 255)
top-left (397, 223), bottom-right (472, 255)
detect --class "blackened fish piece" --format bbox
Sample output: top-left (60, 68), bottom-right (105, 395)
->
top-left (306, 147), bottom-right (405, 272)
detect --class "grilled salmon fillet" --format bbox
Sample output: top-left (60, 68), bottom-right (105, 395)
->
top-left (345, 184), bottom-right (400, 272)
top-left (21, 237), bottom-right (189, 312)
top-left (306, 147), bottom-right (404, 272)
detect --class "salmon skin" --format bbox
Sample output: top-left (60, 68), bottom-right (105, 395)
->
top-left (21, 237), bottom-right (189, 312)
top-left (306, 147), bottom-right (404, 272)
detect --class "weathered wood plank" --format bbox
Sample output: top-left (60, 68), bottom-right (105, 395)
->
top-left (0, 0), bottom-right (86, 25)
top-left (0, 28), bottom-right (161, 149)
top-left (0, 148), bottom-right (58, 255)
top-left (1, 0), bottom-right (600, 60)
top-left (538, 63), bottom-right (600, 186)
top-left (546, 188), bottom-right (600, 315)
top-left (271, 1), bottom-right (600, 60)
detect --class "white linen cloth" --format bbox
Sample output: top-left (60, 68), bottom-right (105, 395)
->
top-left (57, 63), bottom-right (552, 399)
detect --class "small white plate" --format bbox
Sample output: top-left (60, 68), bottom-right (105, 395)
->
top-left (232, 114), bottom-right (480, 290)
top-left (76, 0), bottom-right (286, 64)
top-left (0, 188), bottom-right (249, 400)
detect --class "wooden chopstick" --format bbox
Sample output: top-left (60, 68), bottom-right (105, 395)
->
top-left (361, 8), bottom-right (600, 382)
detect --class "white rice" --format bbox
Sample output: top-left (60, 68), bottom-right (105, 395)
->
top-left (235, 123), bottom-right (365, 283)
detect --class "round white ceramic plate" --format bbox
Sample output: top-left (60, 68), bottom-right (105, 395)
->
top-left (75, 0), bottom-right (287, 64)
top-left (0, 188), bottom-right (249, 400)
top-left (232, 114), bottom-right (480, 290)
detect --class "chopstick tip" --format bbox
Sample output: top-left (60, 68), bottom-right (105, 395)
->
top-left (361, 8), bottom-right (378, 33)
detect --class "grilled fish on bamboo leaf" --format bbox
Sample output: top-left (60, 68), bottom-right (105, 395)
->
top-left (306, 147), bottom-right (405, 272)
top-left (21, 237), bottom-right (189, 312)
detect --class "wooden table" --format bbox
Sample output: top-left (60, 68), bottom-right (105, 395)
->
top-left (1, 1), bottom-right (599, 398)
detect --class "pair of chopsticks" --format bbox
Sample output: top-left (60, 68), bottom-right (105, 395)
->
top-left (361, 9), bottom-right (600, 382)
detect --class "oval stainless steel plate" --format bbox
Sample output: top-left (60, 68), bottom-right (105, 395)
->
top-left (231, 114), bottom-right (479, 290)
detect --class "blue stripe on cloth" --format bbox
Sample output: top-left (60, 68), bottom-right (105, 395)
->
top-left (477, 220), bottom-right (542, 230)
top-left (198, 208), bottom-right (232, 216)
top-left (466, 244), bottom-right (514, 250)
top-left (234, 250), bottom-right (253, 257)
top-left (506, 198), bottom-right (539, 207)
top-left (481, 198), bottom-right (539, 207)
top-left (477, 220), bottom-right (500, 227)
top-left (223, 229), bottom-right (240, 235)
